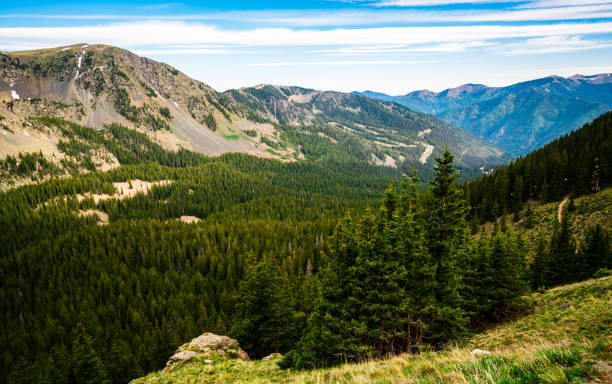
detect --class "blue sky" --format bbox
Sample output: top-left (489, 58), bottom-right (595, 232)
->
top-left (1, 1), bottom-right (612, 94)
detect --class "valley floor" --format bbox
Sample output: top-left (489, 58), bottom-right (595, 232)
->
top-left (133, 276), bottom-right (612, 384)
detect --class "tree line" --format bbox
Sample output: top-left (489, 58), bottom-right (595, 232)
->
top-left (464, 111), bottom-right (611, 223)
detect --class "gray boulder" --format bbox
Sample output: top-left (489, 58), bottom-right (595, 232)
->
top-left (165, 333), bottom-right (250, 368)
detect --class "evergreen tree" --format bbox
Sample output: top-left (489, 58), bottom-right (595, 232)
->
top-left (487, 231), bottom-right (527, 319)
top-left (531, 234), bottom-right (550, 289)
top-left (231, 255), bottom-right (297, 359)
top-left (546, 216), bottom-right (579, 286)
top-left (422, 148), bottom-right (469, 344)
top-left (68, 328), bottom-right (109, 384)
top-left (581, 225), bottom-right (611, 277)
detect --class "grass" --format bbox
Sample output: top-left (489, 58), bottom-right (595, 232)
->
top-left (470, 276), bottom-right (612, 350)
top-left (479, 188), bottom-right (612, 256)
top-left (132, 276), bottom-right (612, 384)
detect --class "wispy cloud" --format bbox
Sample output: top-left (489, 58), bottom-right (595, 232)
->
top-left (243, 60), bottom-right (427, 66)
top-left (372, 0), bottom-right (506, 6)
top-left (133, 48), bottom-right (253, 55)
top-left (315, 41), bottom-right (493, 55)
top-left (2, 4), bottom-right (612, 27)
top-left (1, 20), bottom-right (612, 51)
top-left (514, 0), bottom-right (612, 9)
top-left (490, 35), bottom-right (612, 55)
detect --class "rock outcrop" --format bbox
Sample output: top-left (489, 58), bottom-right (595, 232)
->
top-left (262, 353), bottom-right (283, 361)
top-left (165, 333), bottom-right (249, 368)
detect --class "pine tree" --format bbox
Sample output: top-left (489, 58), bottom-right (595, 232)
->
top-left (581, 225), bottom-right (611, 277)
top-left (422, 148), bottom-right (469, 344)
top-left (546, 216), bottom-right (578, 286)
top-left (231, 255), bottom-right (297, 359)
top-left (68, 328), bottom-right (109, 384)
top-left (530, 234), bottom-right (549, 288)
top-left (488, 231), bottom-right (527, 319)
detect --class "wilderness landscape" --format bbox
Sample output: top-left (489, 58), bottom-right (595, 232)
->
top-left (1, 1), bottom-right (611, 384)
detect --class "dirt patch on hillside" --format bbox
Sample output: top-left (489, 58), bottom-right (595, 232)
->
top-left (317, 131), bottom-right (337, 143)
top-left (233, 119), bottom-right (276, 137)
top-left (42, 179), bottom-right (172, 206)
top-left (558, 195), bottom-right (570, 222)
top-left (178, 215), bottom-right (201, 223)
top-left (288, 92), bottom-right (317, 104)
top-left (78, 209), bottom-right (109, 224)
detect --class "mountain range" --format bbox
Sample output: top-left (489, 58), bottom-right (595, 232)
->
top-left (356, 74), bottom-right (612, 156)
top-left (0, 43), bottom-right (508, 189)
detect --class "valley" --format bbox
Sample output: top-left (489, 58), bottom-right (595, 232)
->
top-left (357, 74), bottom-right (612, 156)
top-left (0, 42), bottom-right (610, 384)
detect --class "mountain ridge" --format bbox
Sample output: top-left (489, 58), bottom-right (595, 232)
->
top-left (0, 43), bottom-right (509, 188)
top-left (355, 73), bottom-right (612, 155)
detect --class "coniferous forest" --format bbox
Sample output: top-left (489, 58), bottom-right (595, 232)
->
top-left (464, 111), bottom-right (612, 223)
top-left (1, 113), bottom-right (611, 384)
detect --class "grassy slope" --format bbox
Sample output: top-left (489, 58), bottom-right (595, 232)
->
top-left (479, 188), bottom-right (612, 257)
top-left (133, 276), bottom-right (612, 384)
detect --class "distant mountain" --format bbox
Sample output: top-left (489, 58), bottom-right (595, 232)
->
top-left (0, 44), bottom-right (509, 188)
top-left (355, 74), bottom-right (612, 156)
top-left (465, 111), bottom-right (612, 223)
top-left (225, 85), bottom-right (510, 176)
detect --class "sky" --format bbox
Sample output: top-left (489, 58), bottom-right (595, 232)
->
top-left (1, 1), bottom-right (612, 94)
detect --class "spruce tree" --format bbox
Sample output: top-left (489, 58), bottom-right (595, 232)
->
top-left (68, 328), bottom-right (109, 384)
top-left (530, 234), bottom-right (549, 289)
top-left (422, 148), bottom-right (469, 344)
top-left (581, 225), bottom-right (611, 277)
top-left (231, 255), bottom-right (296, 359)
top-left (546, 215), bottom-right (578, 286)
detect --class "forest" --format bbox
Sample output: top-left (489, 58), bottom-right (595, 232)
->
top-left (1, 113), bottom-right (611, 383)
top-left (464, 111), bottom-right (612, 223)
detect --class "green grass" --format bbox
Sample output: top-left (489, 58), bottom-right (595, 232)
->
top-left (132, 276), bottom-right (612, 384)
top-left (480, 188), bottom-right (612, 257)
top-left (470, 276), bottom-right (612, 349)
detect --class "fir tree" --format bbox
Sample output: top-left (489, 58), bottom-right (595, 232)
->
top-left (422, 148), bottom-right (469, 344)
top-left (581, 225), bottom-right (611, 277)
top-left (546, 216), bottom-right (579, 286)
top-left (68, 328), bottom-right (109, 384)
top-left (231, 255), bottom-right (297, 359)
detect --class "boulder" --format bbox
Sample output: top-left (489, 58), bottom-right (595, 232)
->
top-left (471, 348), bottom-right (491, 355)
top-left (262, 353), bottom-right (283, 361)
top-left (166, 350), bottom-right (199, 366)
top-left (165, 332), bottom-right (250, 369)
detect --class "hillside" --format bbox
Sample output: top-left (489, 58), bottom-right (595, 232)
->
top-left (0, 118), bottom-right (608, 383)
top-left (478, 187), bottom-right (612, 258)
top-left (133, 276), bottom-right (612, 383)
top-left (226, 85), bottom-right (509, 175)
top-left (0, 44), bottom-right (508, 189)
top-left (357, 74), bottom-right (612, 155)
top-left (0, 119), bottom-right (401, 383)
top-left (464, 111), bottom-right (612, 223)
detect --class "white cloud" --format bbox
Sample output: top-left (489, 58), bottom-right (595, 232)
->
top-left (373, 0), bottom-right (506, 6)
top-left (2, 4), bottom-right (612, 27)
top-left (133, 48), bottom-right (252, 55)
top-left (1, 20), bottom-right (612, 51)
top-left (490, 35), bottom-right (612, 55)
top-left (243, 60), bottom-right (427, 66)
top-left (315, 41), bottom-right (493, 55)
top-left (515, 0), bottom-right (612, 9)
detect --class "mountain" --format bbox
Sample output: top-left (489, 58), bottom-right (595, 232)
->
top-left (0, 44), bottom-right (508, 188)
top-left (225, 85), bottom-right (510, 175)
top-left (464, 111), bottom-right (612, 223)
top-left (356, 74), bottom-right (612, 155)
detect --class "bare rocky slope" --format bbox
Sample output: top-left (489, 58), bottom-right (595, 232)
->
top-left (0, 44), bottom-right (509, 187)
